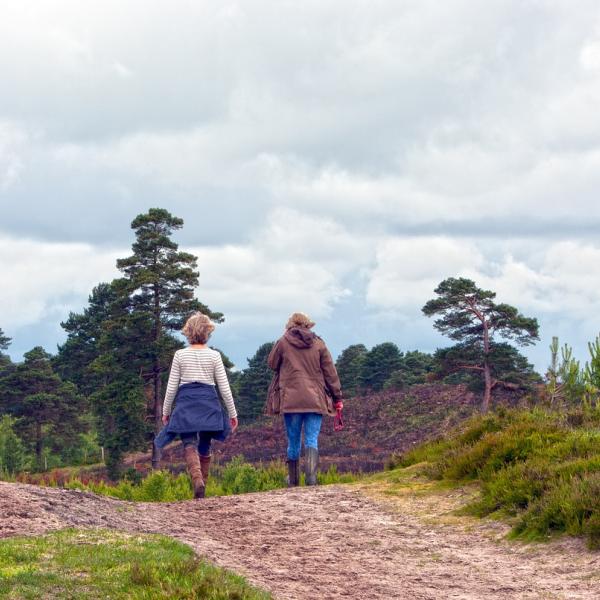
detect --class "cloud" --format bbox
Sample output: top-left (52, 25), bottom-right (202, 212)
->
top-left (0, 121), bottom-right (30, 190)
top-left (189, 208), bottom-right (368, 328)
top-left (365, 237), bottom-right (600, 366)
top-left (0, 235), bottom-right (121, 329)
top-left (3, 1), bottom-right (600, 372)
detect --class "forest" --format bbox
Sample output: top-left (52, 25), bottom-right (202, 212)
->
top-left (1, 208), bottom-right (600, 482)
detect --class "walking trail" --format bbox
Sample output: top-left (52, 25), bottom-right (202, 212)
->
top-left (1, 480), bottom-right (598, 599)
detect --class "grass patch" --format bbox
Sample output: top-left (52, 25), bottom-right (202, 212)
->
top-left (387, 407), bottom-right (600, 548)
top-left (0, 528), bottom-right (271, 599)
top-left (60, 456), bottom-right (359, 502)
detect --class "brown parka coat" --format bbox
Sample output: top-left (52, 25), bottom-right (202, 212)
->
top-left (266, 327), bottom-right (342, 416)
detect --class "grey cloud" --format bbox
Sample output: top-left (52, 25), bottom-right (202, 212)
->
top-left (3, 1), bottom-right (600, 376)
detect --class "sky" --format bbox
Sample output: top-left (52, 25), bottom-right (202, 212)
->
top-left (2, 0), bottom-right (600, 373)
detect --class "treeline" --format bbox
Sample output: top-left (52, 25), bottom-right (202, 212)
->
top-left (231, 342), bottom-right (437, 422)
top-left (2, 208), bottom-right (599, 480)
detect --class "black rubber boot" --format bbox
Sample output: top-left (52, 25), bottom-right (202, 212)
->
top-left (287, 459), bottom-right (300, 487)
top-left (305, 447), bottom-right (319, 486)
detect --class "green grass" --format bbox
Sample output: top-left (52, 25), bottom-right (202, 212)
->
top-left (0, 528), bottom-right (271, 599)
top-left (60, 456), bottom-right (358, 502)
top-left (388, 407), bottom-right (600, 548)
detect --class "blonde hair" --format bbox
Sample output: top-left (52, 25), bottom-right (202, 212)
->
top-left (285, 312), bottom-right (315, 330)
top-left (182, 312), bottom-right (215, 344)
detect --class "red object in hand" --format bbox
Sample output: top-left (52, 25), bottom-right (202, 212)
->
top-left (334, 407), bottom-right (344, 431)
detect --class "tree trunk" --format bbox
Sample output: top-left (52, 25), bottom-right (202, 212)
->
top-left (483, 360), bottom-right (492, 413)
top-left (151, 364), bottom-right (162, 469)
top-left (482, 317), bottom-right (492, 413)
top-left (151, 278), bottom-right (162, 470)
top-left (36, 421), bottom-right (43, 470)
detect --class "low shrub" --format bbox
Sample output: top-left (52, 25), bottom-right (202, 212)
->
top-left (393, 407), bottom-right (600, 548)
top-left (62, 456), bottom-right (359, 502)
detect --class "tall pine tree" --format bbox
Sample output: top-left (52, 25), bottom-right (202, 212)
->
top-left (115, 208), bottom-right (222, 467)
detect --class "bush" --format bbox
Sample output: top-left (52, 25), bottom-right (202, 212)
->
top-left (395, 407), bottom-right (600, 547)
top-left (61, 456), bottom-right (359, 501)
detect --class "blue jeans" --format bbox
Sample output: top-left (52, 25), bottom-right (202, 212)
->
top-left (284, 413), bottom-right (323, 460)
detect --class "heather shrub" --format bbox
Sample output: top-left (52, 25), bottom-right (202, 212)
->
top-left (391, 407), bottom-right (600, 547)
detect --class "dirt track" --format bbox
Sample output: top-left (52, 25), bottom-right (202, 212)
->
top-left (1, 480), bottom-right (599, 599)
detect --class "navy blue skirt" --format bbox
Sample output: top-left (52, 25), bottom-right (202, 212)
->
top-left (154, 382), bottom-right (231, 449)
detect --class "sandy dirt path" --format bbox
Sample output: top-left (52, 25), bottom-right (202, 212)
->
top-left (1, 481), bottom-right (599, 599)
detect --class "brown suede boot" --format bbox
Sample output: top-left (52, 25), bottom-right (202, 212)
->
top-left (199, 455), bottom-right (211, 486)
top-left (184, 446), bottom-right (205, 499)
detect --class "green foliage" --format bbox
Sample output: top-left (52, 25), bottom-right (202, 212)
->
top-left (0, 529), bottom-right (271, 599)
top-left (384, 350), bottom-right (435, 390)
top-left (54, 282), bottom-right (116, 396)
top-left (0, 415), bottom-right (31, 475)
top-left (360, 342), bottom-right (403, 391)
top-left (65, 470), bottom-right (193, 501)
top-left (335, 344), bottom-right (368, 396)
top-left (545, 336), bottom-right (600, 409)
top-left (423, 277), bottom-right (540, 410)
top-left (394, 407), bottom-right (600, 548)
top-left (1, 347), bottom-right (88, 469)
top-left (92, 378), bottom-right (149, 480)
top-left (60, 457), bottom-right (358, 501)
top-left (0, 327), bottom-right (11, 352)
top-left (237, 342), bottom-right (275, 421)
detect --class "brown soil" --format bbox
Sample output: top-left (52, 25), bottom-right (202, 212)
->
top-left (2, 480), bottom-right (598, 599)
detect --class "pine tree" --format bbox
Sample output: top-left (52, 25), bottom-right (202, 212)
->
top-left (237, 342), bottom-right (274, 421)
top-left (0, 328), bottom-right (10, 352)
top-left (335, 344), bottom-right (368, 396)
top-left (0, 415), bottom-right (30, 475)
top-left (0, 328), bottom-right (13, 402)
top-left (359, 343), bottom-right (403, 392)
top-left (54, 283), bottom-right (117, 396)
top-left (5, 347), bottom-right (87, 469)
top-left (383, 350), bottom-right (435, 390)
top-left (423, 277), bottom-right (539, 411)
top-left (115, 208), bottom-right (222, 468)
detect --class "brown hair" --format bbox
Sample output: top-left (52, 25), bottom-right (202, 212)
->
top-left (182, 312), bottom-right (215, 344)
top-left (285, 312), bottom-right (315, 330)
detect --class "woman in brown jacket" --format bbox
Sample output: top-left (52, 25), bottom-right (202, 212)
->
top-left (267, 312), bottom-right (343, 486)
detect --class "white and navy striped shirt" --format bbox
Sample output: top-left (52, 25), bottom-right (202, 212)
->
top-left (162, 347), bottom-right (237, 419)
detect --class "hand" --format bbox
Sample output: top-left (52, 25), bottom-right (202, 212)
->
top-left (162, 415), bottom-right (169, 426)
top-left (230, 417), bottom-right (238, 432)
top-left (335, 401), bottom-right (344, 410)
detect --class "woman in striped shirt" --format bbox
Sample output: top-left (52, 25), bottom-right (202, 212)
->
top-left (161, 312), bottom-right (238, 498)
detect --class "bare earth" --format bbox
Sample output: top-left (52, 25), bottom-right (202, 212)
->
top-left (1, 480), bottom-right (599, 599)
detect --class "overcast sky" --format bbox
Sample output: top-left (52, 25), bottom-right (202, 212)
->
top-left (2, 0), bottom-right (600, 373)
